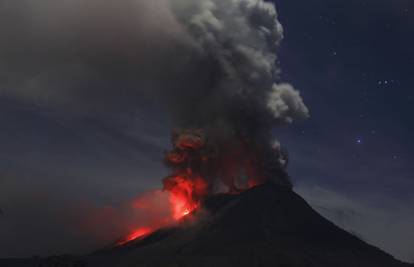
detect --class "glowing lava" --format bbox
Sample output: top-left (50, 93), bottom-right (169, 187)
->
top-left (117, 129), bottom-right (270, 246)
top-left (164, 173), bottom-right (207, 220)
top-left (116, 175), bottom-right (205, 245)
top-left (117, 227), bottom-right (152, 245)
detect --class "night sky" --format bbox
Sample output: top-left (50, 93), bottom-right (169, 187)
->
top-left (274, 0), bottom-right (414, 261)
top-left (0, 0), bottom-right (413, 263)
top-left (275, 0), bottom-right (414, 195)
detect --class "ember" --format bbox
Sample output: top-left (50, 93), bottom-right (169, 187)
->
top-left (164, 174), bottom-right (205, 220)
top-left (117, 227), bottom-right (152, 246)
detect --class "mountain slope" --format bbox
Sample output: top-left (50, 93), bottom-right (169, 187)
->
top-left (85, 183), bottom-right (410, 267)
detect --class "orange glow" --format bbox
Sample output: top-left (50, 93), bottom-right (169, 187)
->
top-left (117, 174), bottom-right (207, 246)
top-left (247, 178), bottom-right (261, 189)
top-left (116, 129), bottom-right (268, 246)
top-left (117, 227), bottom-right (152, 245)
top-left (166, 150), bottom-right (188, 164)
top-left (182, 209), bottom-right (190, 216)
top-left (165, 174), bottom-right (206, 220)
top-left (117, 174), bottom-right (264, 245)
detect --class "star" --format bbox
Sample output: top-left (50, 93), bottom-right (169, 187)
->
top-left (356, 138), bottom-right (363, 144)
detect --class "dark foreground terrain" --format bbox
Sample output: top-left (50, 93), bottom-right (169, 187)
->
top-left (1, 183), bottom-right (412, 267)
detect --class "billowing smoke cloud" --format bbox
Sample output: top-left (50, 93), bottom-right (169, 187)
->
top-left (1, 0), bottom-right (308, 189)
top-left (0, 0), bottom-right (191, 111)
top-left (160, 0), bottom-right (308, 192)
top-left (0, 0), bottom-right (308, 257)
top-left (168, 0), bottom-right (310, 125)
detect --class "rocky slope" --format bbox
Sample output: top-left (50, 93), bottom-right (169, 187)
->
top-left (85, 183), bottom-right (410, 267)
top-left (1, 183), bottom-right (411, 267)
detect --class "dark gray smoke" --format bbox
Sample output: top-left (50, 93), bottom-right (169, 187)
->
top-left (1, 0), bottom-right (308, 190)
top-left (0, 0), bottom-right (308, 191)
top-left (167, 0), bottom-right (309, 124)
top-left (161, 0), bottom-right (309, 190)
top-left (0, 0), bottom-right (308, 257)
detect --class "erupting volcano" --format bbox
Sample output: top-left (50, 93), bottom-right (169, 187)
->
top-left (113, 0), bottom-right (310, 247)
top-left (81, 182), bottom-right (411, 267)
top-left (0, 0), bottom-right (412, 265)
top-left (118, 128), bottom-right (282, 245)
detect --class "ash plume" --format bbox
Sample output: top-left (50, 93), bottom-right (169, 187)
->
top-left (0, 0), bottom-right (308, 256)
top-left (161, 0), bottom-right (309, 192)
top-left (0, 0), bottom-right (308, 191)
top-left (0, 0), bottom-right (308, 193)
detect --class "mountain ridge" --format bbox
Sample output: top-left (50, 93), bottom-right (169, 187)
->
top-left (85, 182), bottom-right (410, 267)
top-left (1, 183), bottom-right (411, 267)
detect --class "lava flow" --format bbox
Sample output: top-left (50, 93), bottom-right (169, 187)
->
top-left (116, 130), bottom-right (209, 245)
top-left (117, 129), bottom-right (275, 245)
top-left (164, 174), bottom-right (206, 220)
top-left (116, 175), bottom-right (203, 246)
top-left (117, 227), bottom-right (153, 246)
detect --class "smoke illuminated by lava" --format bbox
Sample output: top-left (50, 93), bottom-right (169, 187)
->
top-left (117, 131), bottom-right (209, 245)
top-left (116, 0), bottom-right (309, 245)
top-left (117, 129), bottom-right (286, 245)
top-left (116, 177), bottom-right (203, 245)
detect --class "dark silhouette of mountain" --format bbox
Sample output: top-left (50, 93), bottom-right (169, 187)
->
top-left (1, 183), bottom-right (411, 267)
top-left (85, 183), bottom-right (410, 267)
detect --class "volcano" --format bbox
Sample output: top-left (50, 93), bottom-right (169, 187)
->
top-left (77, 182), bottom-right (409, 267)
top-left (2, 182), bottom-right (411, 267)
